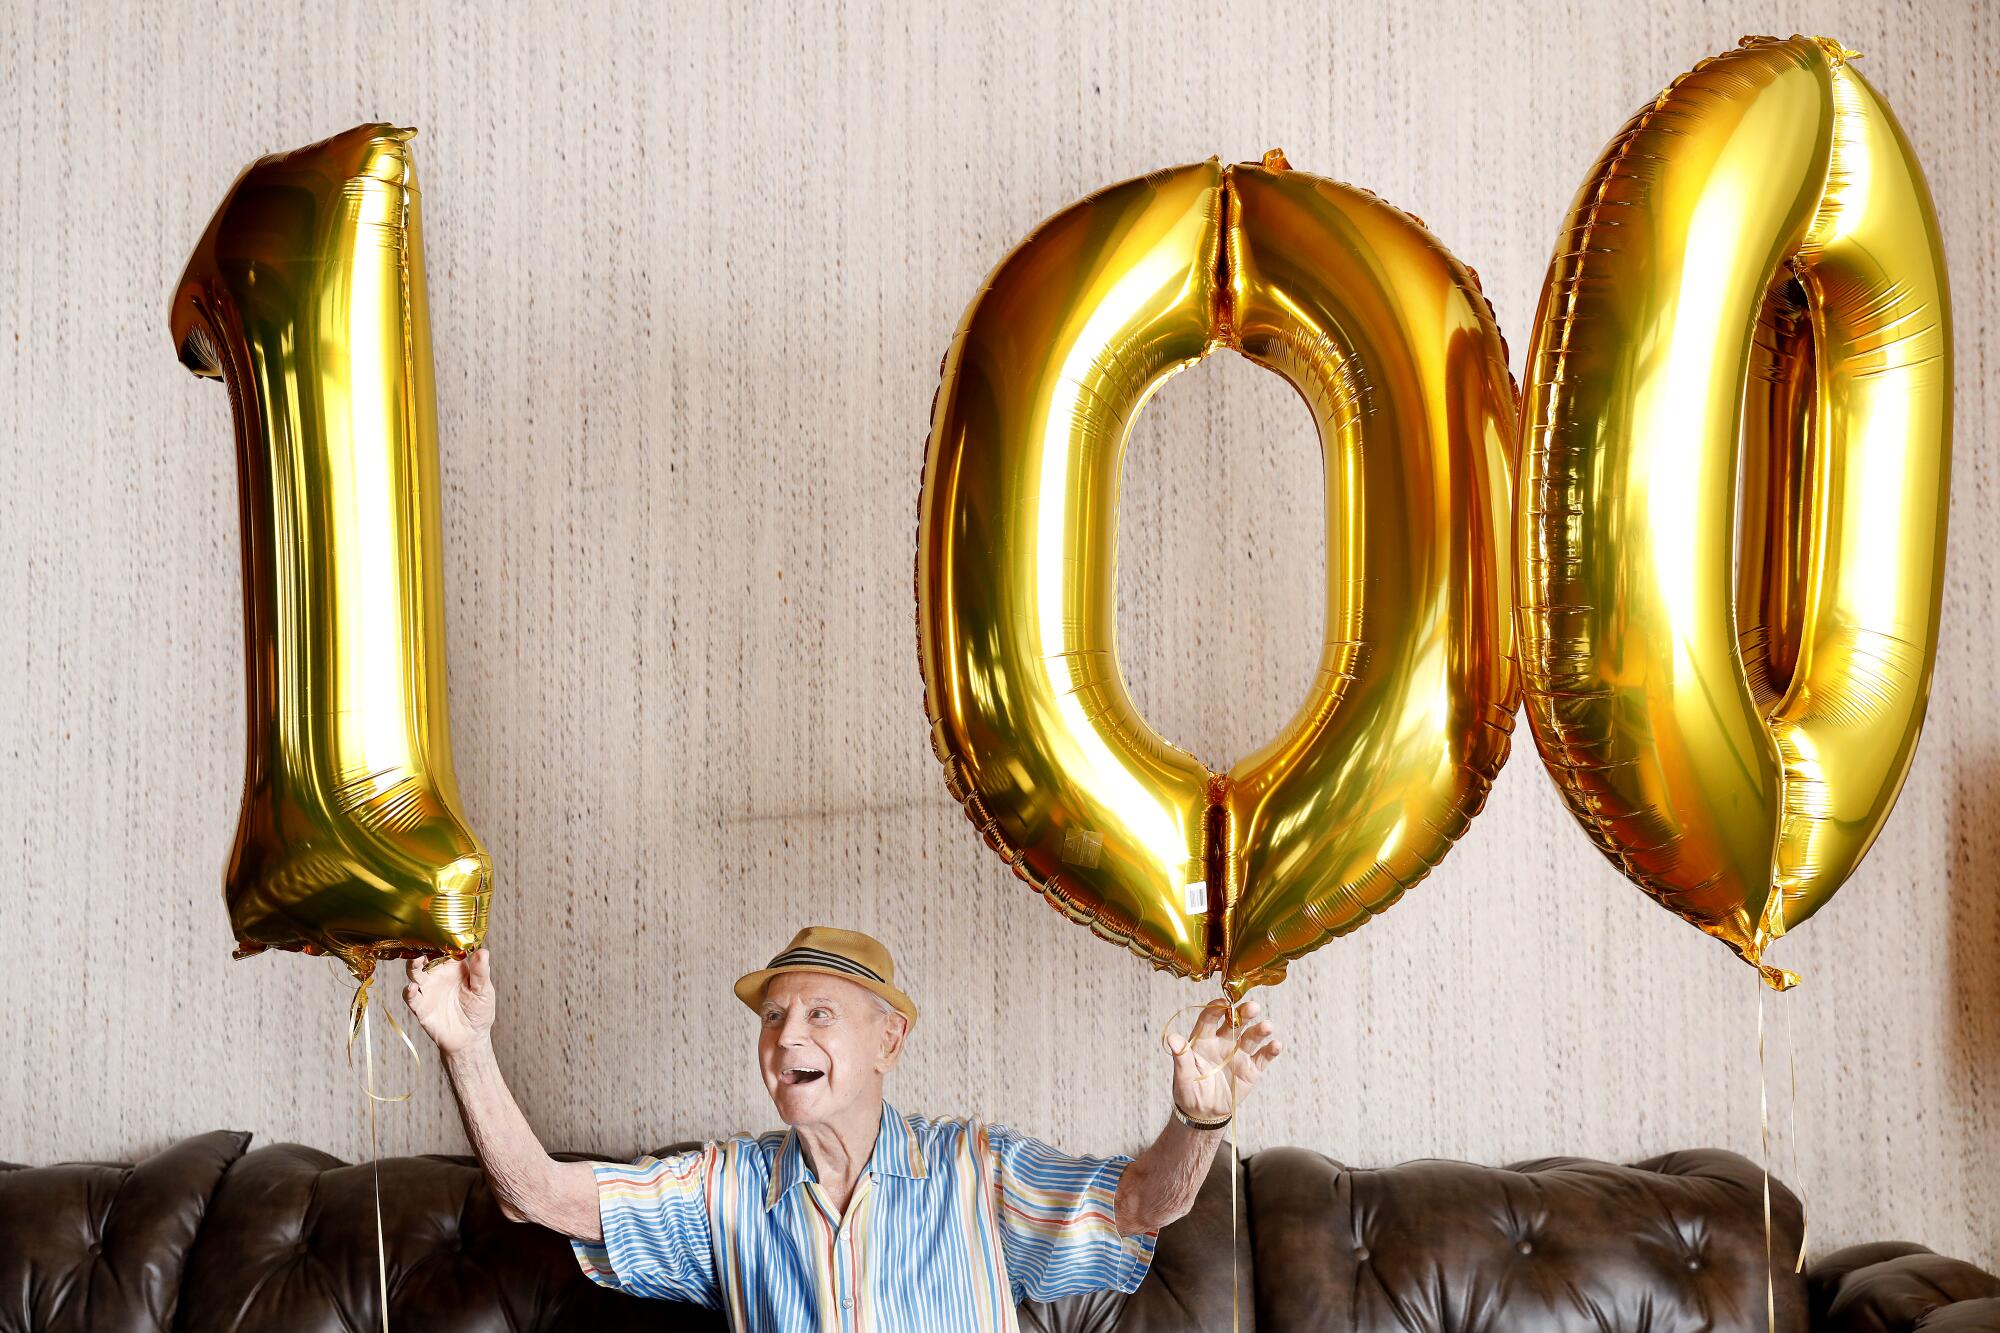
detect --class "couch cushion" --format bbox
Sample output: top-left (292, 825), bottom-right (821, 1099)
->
top-left (1808, 1242), bottom-right (1936, 1323)
top-left (1246, 1146), bottom-right (1808, 1332)
top-left (1811, 1244), bottom-right (2000, 1333)
top-left (1911, 1299), bottom-right (2000, 1331)
top-left (0, 1130), bottom-right (249, 1333)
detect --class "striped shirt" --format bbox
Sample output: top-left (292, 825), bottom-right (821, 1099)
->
top-left (571, 1100), bottom-right (1158, 1330)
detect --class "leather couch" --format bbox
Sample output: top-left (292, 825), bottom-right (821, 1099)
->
top-left (3, 1132), bottom-right (1994, 1331)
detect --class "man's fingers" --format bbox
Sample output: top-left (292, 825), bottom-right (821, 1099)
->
top-left (1170, 1035), bottom-right (1212, 1082)
top-left (1236, 1019), bottom-right (1277, 1050)
top-left (405, 958), bottom-right (423, 984)
top-left (466, 947), bottom-right (491, 991)
top-left (1232, 1035), bottom-right (1276, 1071)
top-left (1198, 1017), bottom-right (1276, 1061)
top-left (1191, 1001), bottom-right (1226, 1042)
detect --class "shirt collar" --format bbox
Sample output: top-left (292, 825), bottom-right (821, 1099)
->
top-left (766, 1100), bottom-right (927, 1210)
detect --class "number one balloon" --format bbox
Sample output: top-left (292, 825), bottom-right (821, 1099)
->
top-left (1516, 36), bottom-right (1951, 986)
top-left (171, 125), bottom-right (491, 978)
top-left (917, 151), bottom-right (1519, 998)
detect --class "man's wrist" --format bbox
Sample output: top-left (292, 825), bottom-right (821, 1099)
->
top-left (1171, 1102), bottom-right (1232, 1132)
top-left (442, 1034), bottom-right (498, 1069)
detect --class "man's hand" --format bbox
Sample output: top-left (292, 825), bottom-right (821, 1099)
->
top-left (1167, 998), bottom-right (1281, 1124)
top-left (404, 948), bottom-right (497, 1055)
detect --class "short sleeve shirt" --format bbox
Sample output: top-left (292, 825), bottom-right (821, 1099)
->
top-left (571, 1101), bottom-right (1157, 1331)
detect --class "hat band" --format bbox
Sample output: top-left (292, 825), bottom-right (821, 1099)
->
top-left (768, 946), bottom-right (889, 987)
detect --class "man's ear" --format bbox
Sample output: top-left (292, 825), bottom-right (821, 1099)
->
top-left (878, 1011), bottom-right (909, 1070)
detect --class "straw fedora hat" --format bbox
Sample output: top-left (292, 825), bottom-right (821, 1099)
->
top-left (734, 926), bottom-right (918, 1028)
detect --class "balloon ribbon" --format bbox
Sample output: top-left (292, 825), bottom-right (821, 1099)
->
top-left (1757, 977), bottom-right (1809, 1333)
top-left (345, 961), bottom-right (420, 1333)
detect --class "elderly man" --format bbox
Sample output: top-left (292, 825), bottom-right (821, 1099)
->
top-left (404, 926), bottom-right (1281, 1330)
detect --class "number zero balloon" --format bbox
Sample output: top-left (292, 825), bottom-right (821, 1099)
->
top-left (917, 151), bottom-right (1519, 998)
top-left (1515, 36), bottom-right (1951, 986)
top-left (171, 125), bottom-right (491, 977)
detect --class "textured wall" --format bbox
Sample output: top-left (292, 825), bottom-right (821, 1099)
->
top-left (3, 0), bottom-right (1995, 1269)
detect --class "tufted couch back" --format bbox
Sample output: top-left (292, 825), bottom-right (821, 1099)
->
top-left (0, 1131), bottom-right (246, 1333)
top-left (1247, 1147), bottom-right (1810, 1331)
top-left (174, 1144), bottom-right (676, 1332)
top-left (3, 1133), bottom-right (1992, 1331)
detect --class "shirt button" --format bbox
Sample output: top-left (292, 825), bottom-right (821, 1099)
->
top-left (841, 1297), bottom-right (854, 1309)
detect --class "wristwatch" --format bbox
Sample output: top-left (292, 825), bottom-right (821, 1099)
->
top-left (1173, 1103), bottom-right (1232, 1132)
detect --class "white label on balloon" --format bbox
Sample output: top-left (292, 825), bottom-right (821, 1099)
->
top-left (1184, 881), bottom-right (1209, 916)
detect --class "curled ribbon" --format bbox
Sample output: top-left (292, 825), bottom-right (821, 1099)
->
top-left (1757, 974), bottom-right (1810, 1333)
top-left (340, 957), bottom-right (423, 1333)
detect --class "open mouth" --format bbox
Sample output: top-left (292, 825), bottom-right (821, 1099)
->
top-left (780, 1067), bottom-right (826, 1087)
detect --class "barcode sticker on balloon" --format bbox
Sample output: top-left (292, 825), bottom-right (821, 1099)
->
top-left (1184, 880), bottom-right (1208, 916)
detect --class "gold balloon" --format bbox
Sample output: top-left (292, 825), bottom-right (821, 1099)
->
top-left (171, 125), bottom-right (491, 974)
top-left (1516, 36), bottom-right (1951, 986)
top-left (1219, 161), bottom-right (1521, 996)
top-left (917, 152), bottom-right (1519, 997)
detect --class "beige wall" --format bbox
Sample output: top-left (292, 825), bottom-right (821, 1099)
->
top-left (3, 0), bottom-right (1994, 1268)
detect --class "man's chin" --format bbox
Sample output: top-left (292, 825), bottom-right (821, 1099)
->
top-left (771, 1085), bottom-right (827, 1124)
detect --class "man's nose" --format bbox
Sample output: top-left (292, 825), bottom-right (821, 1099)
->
top-left (776, 1011), bottom-right (813, 1045)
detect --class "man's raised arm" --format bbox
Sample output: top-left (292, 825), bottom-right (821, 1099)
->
top-left (404, 950), bottom-right (602, 1241)
top-left (1115, 998), bottom-right (1282, 1236)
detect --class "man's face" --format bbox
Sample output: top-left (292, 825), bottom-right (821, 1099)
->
top-left (757, 972), bottom-right (905, 1127)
